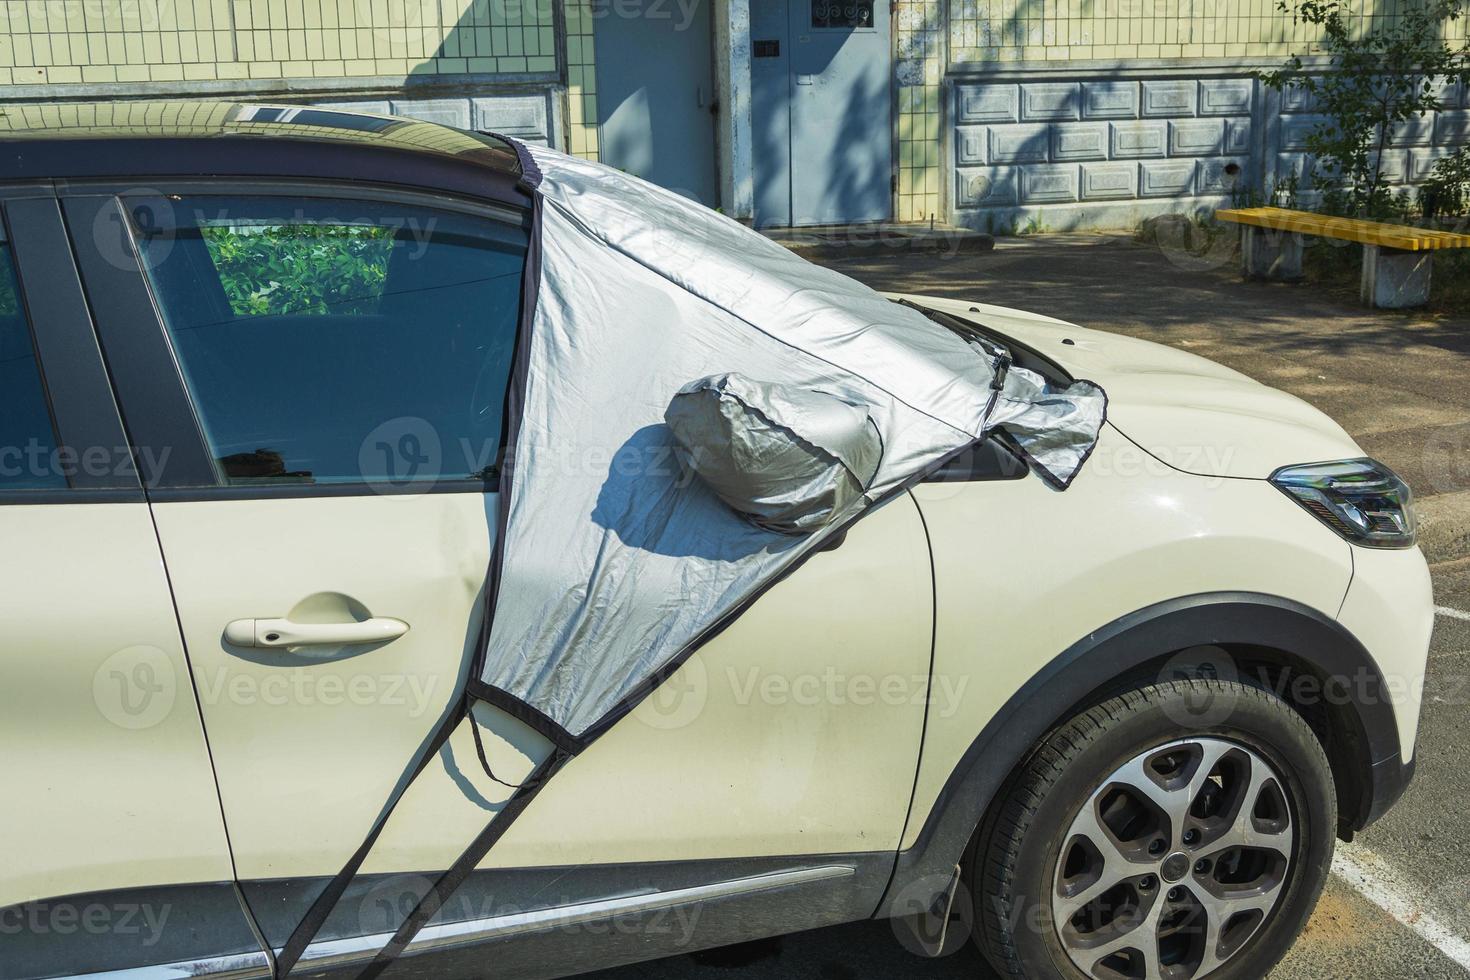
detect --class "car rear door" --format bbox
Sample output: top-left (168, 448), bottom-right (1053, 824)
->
top-left (0, 188), bottom-right (263, 979)
top-left (62, 178), bottom-right (934, 971)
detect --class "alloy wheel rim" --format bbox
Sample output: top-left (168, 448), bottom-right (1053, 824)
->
top-left (1051, 737), bottom-right (1295, 980)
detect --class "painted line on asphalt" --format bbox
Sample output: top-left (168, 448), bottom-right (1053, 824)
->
top-left (1437, 606), bottom-right (1470, 622)
top-left (1332, 841), bottom-right (1470, 973)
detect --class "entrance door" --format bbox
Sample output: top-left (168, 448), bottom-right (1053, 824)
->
top-left (752, 0), bottom-right (893, 227)
top-left (595, 0), bottom-right (720, 205)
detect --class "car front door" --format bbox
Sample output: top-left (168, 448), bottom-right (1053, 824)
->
top-left (63, 180), bottom-right (934, 972)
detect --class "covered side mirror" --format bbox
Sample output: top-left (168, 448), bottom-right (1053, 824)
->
top-left (665, 373), bottom-right (883, 534)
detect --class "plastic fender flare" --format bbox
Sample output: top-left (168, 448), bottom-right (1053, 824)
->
top-left (875, 591), bottom-right (1403, 918)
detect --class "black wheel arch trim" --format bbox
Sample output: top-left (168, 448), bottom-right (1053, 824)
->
top-left (876, 590), bottom-right (1410, 918)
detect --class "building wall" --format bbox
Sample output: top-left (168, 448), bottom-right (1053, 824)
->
top-left (952, 69), bottom-right (1261, 231)
top-left (0, 0), bottom-right (558, 87)
top-left (895, 0), bottom-right (945, 222)
top-left (0, 0), bottom-right (598, 162)
top-left (1, 0), bottom-right (1467, 228)
top-left (947, 0), bottom-right (1468, 65)
top-left (562, 0), bottom-right (600, 160)
top-left (935, 2), bottom-right (1470, 231)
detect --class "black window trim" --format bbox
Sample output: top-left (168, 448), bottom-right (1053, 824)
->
top-left (62, 178), bottom-right (533, 501)
top-left (0, 184), bottom-right (143, 505)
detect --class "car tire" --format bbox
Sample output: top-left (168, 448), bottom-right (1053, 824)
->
top-left (971, 679), bottom-right (1336, 980)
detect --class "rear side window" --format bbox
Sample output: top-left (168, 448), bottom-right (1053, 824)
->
top-left (0, 240), bottom-right (65, 490)
top-left (132, 196), bottom-right (528, 487)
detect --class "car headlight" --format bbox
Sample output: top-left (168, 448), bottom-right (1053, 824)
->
top-left (1270, 458), bottom-right (1417, 548)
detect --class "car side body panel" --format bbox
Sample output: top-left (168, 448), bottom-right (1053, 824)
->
top-left (903, 423), bottom-right (1357, 855)
top-left (0, 505), bottom-right (237, 910)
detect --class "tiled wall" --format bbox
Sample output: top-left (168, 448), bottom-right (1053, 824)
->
top-left (315, 91), bottom-right (559, 146)
top-left (1274, 76), bottom-right (1470, 194)
top-left (895, 0), bottom-right (944, 221)
top-left (0, 0), bottom-right (558, 87)
top-left (563, 0), bottom-right (600, 160)
top-left (952, 74), bottom-right (1257, 229)
top-left (948, 0), bottom-right (1469, 65)
top-left (949, 71), bottom-right (1470, 230)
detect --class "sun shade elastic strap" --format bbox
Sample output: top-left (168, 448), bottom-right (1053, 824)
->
top-left (275, 701), bottom-right (465, 977)
top-left (355, 747), bottom-right (575, 980)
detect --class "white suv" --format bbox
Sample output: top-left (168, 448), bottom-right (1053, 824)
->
top-left (0, 103), bottom-right (1431, 980)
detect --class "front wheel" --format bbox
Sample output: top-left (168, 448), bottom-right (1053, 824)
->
top-left (972, 679), bottom-right (1337, 980)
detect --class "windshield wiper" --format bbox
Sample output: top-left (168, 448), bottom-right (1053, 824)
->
top-left (897, 298), bottom-right (1012, 388)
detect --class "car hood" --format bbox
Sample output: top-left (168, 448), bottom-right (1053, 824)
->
top-left (894, 294), bottom-right (1364, 480)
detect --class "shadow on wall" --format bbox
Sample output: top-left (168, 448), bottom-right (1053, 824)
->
top-left (810, 65), bottom-right (895, 225)
top-left (591, 0), bottom-right (720, 203)
top-left (752, 19), bottom-right (897, 227)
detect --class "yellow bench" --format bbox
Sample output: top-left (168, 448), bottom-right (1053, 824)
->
top-left (1215, 206), bottom-right (1470, 309)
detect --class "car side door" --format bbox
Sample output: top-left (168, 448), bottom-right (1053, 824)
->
top-left (63, 179), bottom-right (934, 973)
top-left (0, 189), bottom-right (263, 979)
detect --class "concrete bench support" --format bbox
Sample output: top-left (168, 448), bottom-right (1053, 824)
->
top-left (1361, 245), bottom-right (1433, 309)
top-left (1241, 225), bottom-right (1304, 281)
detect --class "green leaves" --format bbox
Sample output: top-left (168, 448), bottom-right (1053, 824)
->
top-left (0, 251), bottom-right (17, 317)
top-left (200, 222), bottom-right (394, 318)
top-left (1421, 146), bottom-right (1470, 217)
top-left (1262, 0), bottom-right (1470, 219)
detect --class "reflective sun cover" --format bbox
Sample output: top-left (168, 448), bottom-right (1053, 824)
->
top-left (476, 142), bottom-right (1107, 744)
top-left (665, 373), bottom-right (885, 535)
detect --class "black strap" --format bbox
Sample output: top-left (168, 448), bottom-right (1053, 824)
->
top-left (356, 747), bottom-right (573, 979)
top-left (275, 701), bottom-right (467, 977)
top-left (469, 706), bottom-right (522, 790)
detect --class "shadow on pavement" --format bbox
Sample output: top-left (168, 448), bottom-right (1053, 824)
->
top-left (579, 919), bottom-right (998, 980)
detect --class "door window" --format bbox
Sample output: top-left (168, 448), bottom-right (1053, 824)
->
top-left (0, 240), bottom-right (65, 490)
top-left (811, 0), bottom-right (872, 29)
top-left (132, 195), bottom-right (529, 488)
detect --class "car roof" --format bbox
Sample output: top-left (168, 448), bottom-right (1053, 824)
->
top-left (0, 101), bottom-right (528, 204)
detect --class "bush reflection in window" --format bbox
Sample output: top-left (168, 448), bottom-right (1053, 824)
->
top-left (134, 197), bottom-right (529, 489)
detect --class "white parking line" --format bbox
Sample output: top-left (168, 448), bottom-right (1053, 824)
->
top-left (1437, 606), bottom-right (1470, 622)
top-left (1332, 841), bottom-right (1470, 973)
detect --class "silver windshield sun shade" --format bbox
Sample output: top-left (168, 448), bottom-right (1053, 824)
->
top-left (276, 137), bottom-right (1110, 978)
top-left (475, 143), bottom-right (1108, 743)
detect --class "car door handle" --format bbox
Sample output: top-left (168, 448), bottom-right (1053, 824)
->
top-left (223, 617), bottom-right (409, 649)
